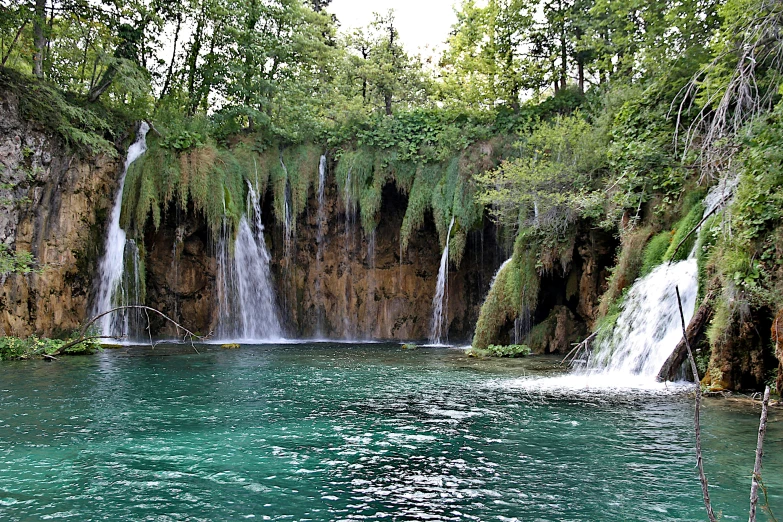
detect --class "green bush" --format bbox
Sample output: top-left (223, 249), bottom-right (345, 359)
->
top-left (0, 336), bottom-right (101, 360)
top-left (468, 343), bottom-right (531, 358)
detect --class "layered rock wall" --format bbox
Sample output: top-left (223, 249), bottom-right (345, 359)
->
top-left (0, 91), bottom-right (120, 336)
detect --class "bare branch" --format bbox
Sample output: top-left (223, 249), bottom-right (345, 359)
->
top-left (54, 305), bottom-right (206, 356)
top-left (749, 386), bottom-right (771, 522)
top-left (677, 285), bottom-right (718, 522)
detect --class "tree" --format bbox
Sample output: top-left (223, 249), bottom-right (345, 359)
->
top-left (440, 0), bottom-right (537, 108)
top-left (342, 11), bottom-right (427, 116)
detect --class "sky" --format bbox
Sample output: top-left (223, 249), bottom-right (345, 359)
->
top-left (327, 0), bottom-right (459, 58)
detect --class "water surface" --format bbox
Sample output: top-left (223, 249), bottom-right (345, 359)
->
top-left (1, 343), bottom-right (781, 521)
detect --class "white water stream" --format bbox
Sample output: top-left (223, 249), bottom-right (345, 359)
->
top-left (315, 154), bottom-right (327, 335)
top-left (429, 216), bottom-right (455, 345)
top-left (93, 122), bottom-right (150, 340)
top-left (215, 183), bottom-right (282, 341)
top-left (499, 186), bottom-right (738, 391)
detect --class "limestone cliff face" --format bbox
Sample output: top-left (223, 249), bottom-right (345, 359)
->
top-left (143, 212), bottom-right (218, 337)
top-left (266, 181), bottom-right (504, 341)
top-left (0, 91), bottom-right (120, 337)
top-left (141, 173), bottom-right (505, 342)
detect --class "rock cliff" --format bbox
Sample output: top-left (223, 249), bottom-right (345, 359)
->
top-left (0, 90), bottom-right (120, 337)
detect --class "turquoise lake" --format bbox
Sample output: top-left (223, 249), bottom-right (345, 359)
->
top-left (1, 343), bottom-right (781, 521)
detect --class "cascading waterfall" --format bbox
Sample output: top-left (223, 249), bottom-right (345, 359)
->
top-left (341, 168), bottom-right (357, 338)
top-left (575, 187), bottom-right (733, 386)
top-left (93, 122), bottom-right (150, 340)
top-left (580, 258), bottom-right (698, 381)
top-left (280, 156), bottom-right (294, 261)
top-left (429, 216), bottom-right (455, 345)
top-left (215, 183), bottom-right (282, 341)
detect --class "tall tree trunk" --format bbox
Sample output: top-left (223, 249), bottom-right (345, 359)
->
top-left (1, 21), bottom-right (27, 67)
top-left (33, 0), bottom-right (46, 78)
top-left (160, 12), bottom-right (182, 101)
top-left (560, 28), bottom-right (568, 91)
top-left (384, 92), bottom-right (392, 116)
top-left (187, 10), bottom-right (206, 115)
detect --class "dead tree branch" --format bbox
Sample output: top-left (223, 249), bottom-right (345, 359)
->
top-left (658, 292), bottom-right (715, 381)
top-left (54, 305), bottom-right (204, 355)
top-left (677, 285), bottom-right (718, 522)
top-left (562, 331), bottom-right (598, 366)
top-left (749, 385), bottom-right (771, 522)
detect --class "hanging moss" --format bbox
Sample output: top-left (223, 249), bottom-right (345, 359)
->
top-left (400, 163), bottom-right (442, 252)
top-left (275, 144), bottom-right (322, 234)
top-left (335, 147), bottom-right (374, 210)
top-left (472, 232), bottom-right (540, 350)
top-left (640, 230), bottom-right (673, 276)
top-left (449, 229), bottom-right (467, 268)
top-left (360, 170), bottom-right (387, 234)
top-left (122, 137), bottom-right (264, 238)
top-left (235, 142), bottom-right (274, 197)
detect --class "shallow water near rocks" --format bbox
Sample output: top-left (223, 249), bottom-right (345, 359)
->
top-left (1, 343), bottom-right (781, 521)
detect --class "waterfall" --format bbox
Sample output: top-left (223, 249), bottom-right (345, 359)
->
top-left (581, 258), bottom-right (698, 381)
top-left (429, 216), bottom-right (455, 345)
top-left (315, 154), bottom-right (327, 335)
top-left (215, 183), bottom-right (282, 341)
top-left (93, 122), bottom-right (150, 340)
top-left (279, 155), bottom-right (294, 262)
top-left (576, 191), bottom-right (729, 385)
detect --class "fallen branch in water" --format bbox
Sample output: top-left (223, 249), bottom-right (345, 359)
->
top-left (749, 385), bottom-right (771, 522)
top-left (677, 285), bottom-right (718, 522)
top-left (53, 305), bottom-right (204, 355)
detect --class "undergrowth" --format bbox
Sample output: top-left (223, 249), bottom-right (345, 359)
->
top-left (0, 336), bottom-right (101, 360)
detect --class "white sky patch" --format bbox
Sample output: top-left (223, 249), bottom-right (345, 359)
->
top-left (327, 0), bottom-right (458, 59)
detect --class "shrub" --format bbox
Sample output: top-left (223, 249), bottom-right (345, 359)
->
top-left (468, 343), bottom-right (531, 358)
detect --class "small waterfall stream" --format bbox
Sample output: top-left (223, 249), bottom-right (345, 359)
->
top-left (429, 216), bottom-right (455, 345)
top-left (93, 122), bottom-right (150, 340)
top-left (315, 154), bottom-right (327, 335)
top-left (216, 183), bottom-right (282, 341)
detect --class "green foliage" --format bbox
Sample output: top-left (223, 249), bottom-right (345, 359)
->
top-left (663, 201), bottom-right (705, 262)
top-left (703, 99), bottom-right (783, 358)
top-left (0, 336), bottom-right (101, 361)
top-left (476, 115), bottom-right (606, 236)
top-left (0, 68), bottom-right (120, 156)
top-left (468, 343), bottom-right (531, 358)
top-left (0, 244), bottom-right (38, 275)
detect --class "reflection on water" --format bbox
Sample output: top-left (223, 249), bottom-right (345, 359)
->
top-left (0, 343), bottom-right (780, 521)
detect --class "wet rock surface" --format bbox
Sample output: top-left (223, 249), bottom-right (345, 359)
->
top-left (0, 91), bottom-right (120, 336)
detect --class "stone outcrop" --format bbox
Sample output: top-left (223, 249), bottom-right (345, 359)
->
top-left (0, 90), bottom-right (120, 337)
top-left (143, 214), bottom-right (217, 337)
